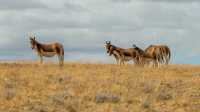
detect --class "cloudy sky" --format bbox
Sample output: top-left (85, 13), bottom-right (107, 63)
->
top-left (0, 0), bottom-right (199, 64)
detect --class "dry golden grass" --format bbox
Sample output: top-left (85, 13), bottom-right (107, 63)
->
top-left (0, 62), bottom-right (200, 112)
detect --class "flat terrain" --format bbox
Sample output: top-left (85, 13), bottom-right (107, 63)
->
top-left (0, 62), bottom-right (200, 112)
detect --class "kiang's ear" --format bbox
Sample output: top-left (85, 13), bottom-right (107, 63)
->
top-left (33, 36), bottom-right (36, 40)
top-left (133, 44), bottom-right (137, 48)
top-left (108, 41), bottom-right (111, 44)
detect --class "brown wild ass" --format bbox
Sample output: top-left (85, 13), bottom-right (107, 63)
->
top-left (132, 44), bottom-right (156, 66)
top-left (105, 41), bottom-right (142, 65)
top-left (105, 41), bottom-right (121, 64)
top-left (131, 44), bottom-right (171, 67)
top-left (29, 36), bottom-right (64, 66)
top-left (145, 45), bottom-right (171, 66)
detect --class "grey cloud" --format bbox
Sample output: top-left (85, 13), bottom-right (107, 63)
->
top-left (0, 0), bottom-right (47, 10)
top-left (110, 0), bottom-right (200, 3)
top-left (64, 2), bottom-right (90, 12)
top-left (140, 0), bottom-right (200, 2)
top-left (0, 10), bottom-right (91, 32)
top-left (137, 1), bottom-right (200, 30)
top-left (109, 0), bottom-right (132, 3)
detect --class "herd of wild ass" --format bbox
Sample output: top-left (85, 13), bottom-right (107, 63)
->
top-left (29, 36), bottom-right (171, 67)
top-left (105, 41), bottom-right (171, 67)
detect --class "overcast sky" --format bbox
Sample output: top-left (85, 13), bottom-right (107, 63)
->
top-left (0, 0), bottom-right (200, 64)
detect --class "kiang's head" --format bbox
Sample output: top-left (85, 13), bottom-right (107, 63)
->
top-left (133, 44), bottom-right (145, 55)
top-left (105, 41), bottom-right (111, 53)
top-left (29, 36), bottom-right (37, 49)
top-left (133, 44), bottom-right (137, 48)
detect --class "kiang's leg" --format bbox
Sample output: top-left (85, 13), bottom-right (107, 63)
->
top-left (39, 55), bottom-right (43, 64)
top-left (61, 55), bottom-right (64, 66)
top-left (58, 55), bottom-right (62, 66)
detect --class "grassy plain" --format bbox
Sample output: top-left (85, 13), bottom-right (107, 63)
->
top-left (0, 62), bottom-right (199, 112)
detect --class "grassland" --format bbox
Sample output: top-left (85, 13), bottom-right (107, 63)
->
top-left (0, 62), bottom-right (200, 112)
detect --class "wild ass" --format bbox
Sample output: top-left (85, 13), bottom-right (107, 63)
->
top-left (145, 45), bottom-right (171, 66)
top-left (105, 41), bottom-right (121, 64)
top-left (132, 44), bottom-right (157, 67)
top-left (29, 36), bottom-right (64, 66)
top-left (105, 41), bottom-right (140, 65)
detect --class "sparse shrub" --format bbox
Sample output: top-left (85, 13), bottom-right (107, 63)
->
top-left (49, 90), bottom-right (72, 105)
top-left (95, 95), bottom-right (107, 103)
top-left (110, 95), bottom-right (121, 103)
top-left (127, 100), bottom-right (133, 104)
top-left (66, 105), bottom-right (77, 112)
top-left (141, 100), bottom-right (151, 109)
top-left (47, 74), bottom-right (72, 85)
top-left (95, 94), bottom-right (120, 103)
top-left (157, 89), bottom-right (172, 101)
top-left (4, 88), bottom-right (16, 100)
top-left (142, 83), bottom-right (154, 94)
top-left (3, 80), bottom-right (17, 100)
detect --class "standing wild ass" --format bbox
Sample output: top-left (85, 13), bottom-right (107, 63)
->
top-left (132, 44), bottom-right (155, 66)
top-left (132, 44), bottom-right (171, 67)
top-left (145, 45), bottom-right (171, 66)
top-left (29, 36), bottom-right (64, 66)
top-left (105, 41), bottom-right (142, 65)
